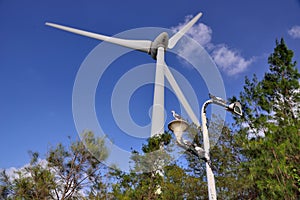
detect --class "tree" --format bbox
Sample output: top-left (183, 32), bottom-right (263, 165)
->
top-left (111, 132), bottom-right (171, 199)
top-left (0, 153), bottom-right (56, 200)
top-left (233, 38), bottom-right (300, 199)
top-left (0, 132), bottom-right (110, 200)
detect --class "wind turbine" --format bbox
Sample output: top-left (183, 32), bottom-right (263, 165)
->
top-left (46, 12), bottom-right (202, 136)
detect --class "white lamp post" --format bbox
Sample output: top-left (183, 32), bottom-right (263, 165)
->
top-left (168, 94), bottom-right (243, 200)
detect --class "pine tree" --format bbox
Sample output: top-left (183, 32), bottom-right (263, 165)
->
top-left (234, 38), bottom-right (300, 199)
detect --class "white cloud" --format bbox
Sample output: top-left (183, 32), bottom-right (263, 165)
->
top-left (288, 25), bottom-right (300, 39)
top-left (171, 15), bottom-right (253, 76)
top-left (1, 159), bottom-right (48, 181)
top-left (1, 167), bottom-right (18, 181)
top-left (212, 45), bottom-right (254, 76)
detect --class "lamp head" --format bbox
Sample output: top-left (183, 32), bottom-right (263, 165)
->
top-left (168, 119), bottom-right (189, 144)
top-left (228, 102), bottom-right (243, 116)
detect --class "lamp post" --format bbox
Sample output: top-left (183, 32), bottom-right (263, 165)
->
top-left (168, 94), bottom-right (242, 200)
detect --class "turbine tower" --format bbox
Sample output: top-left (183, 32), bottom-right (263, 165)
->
top-left (46, 13), bottom-right (202, 136)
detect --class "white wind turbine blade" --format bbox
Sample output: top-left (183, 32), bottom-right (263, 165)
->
top-left (45, 22), bottom-right (152, 53)
top-left (151, 47), bottom-right (165, 136)
top-left (164, 65), bottom-right (201, 127)
top-left (168, 12), bottom-right (203, 49)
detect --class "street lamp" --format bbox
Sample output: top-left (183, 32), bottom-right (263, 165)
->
top-left (168, 119), bottom-right (208, 161)
top-left (168, 94), bottom-right (242, 200)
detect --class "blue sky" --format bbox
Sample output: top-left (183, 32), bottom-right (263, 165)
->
top-left (1, 0), bottom-right (300, 170)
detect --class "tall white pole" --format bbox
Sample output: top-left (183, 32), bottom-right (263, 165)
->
top-left (201, 99), bottom-right (217, 200)
top-left (151, 47), bottom-right (165, 137)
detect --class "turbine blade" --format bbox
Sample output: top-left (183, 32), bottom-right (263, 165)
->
top-left (45, 22), bottom-right (152, 53)
top-left (168, 12), bottom-right (203, 49)
top-left (151, 47), bottom-right (165, 136)
top-left (164, 65), bottom-right (201, 127)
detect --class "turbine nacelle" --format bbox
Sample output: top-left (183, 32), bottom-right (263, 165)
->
top-left (149, 32), bottom-right (169, 60)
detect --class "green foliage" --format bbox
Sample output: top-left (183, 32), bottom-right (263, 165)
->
top-left (111, 132), bottom-right (171, 199)
top-left (160, 164), bottom-right (205, 200)
top-left (0, 156), bottom-right (56, 200)
top-left (0, 132), bottom-right (110, 200)
top-left (141, 132), bottom-right (172, 153)
top-left (233, 38), bottom-right (300, 199)
top-left (131, 132), bottom-right (172, 173)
